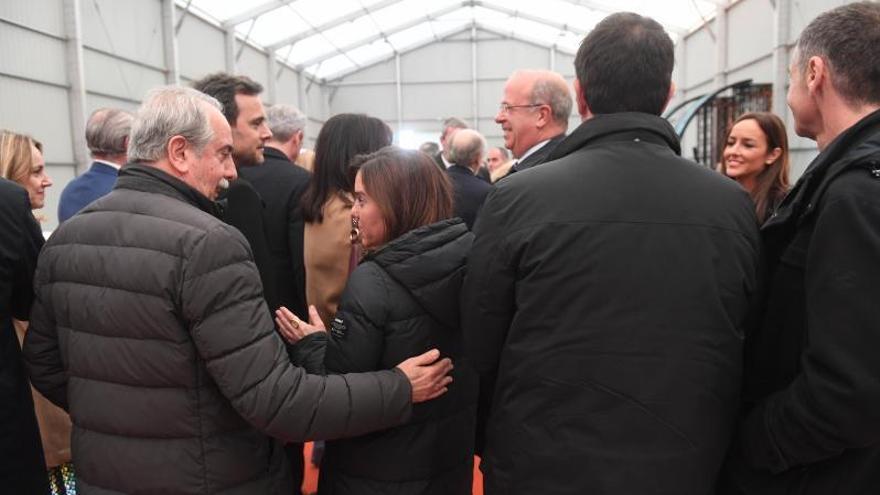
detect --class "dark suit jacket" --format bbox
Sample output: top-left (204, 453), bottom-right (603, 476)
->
top-left (58, 161), bottom-right (119, 222)
top-left (223, 177), bottom-right (278, 316)
top-left (433, 151), bottom-right (447, 171)
top-left (447, 164), bottom-right (492, 230)
top-left (0, 179), bottom-right (48, 492)
top-left (437, 151), bottom-right (492, 183)
top-left (503, 133), bottom-right (566, 179)
top-left (238, 147), bottom-right (311, 320)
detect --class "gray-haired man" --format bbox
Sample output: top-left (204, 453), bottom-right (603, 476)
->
top-left (23, 86), bottom-right (453, 494)
top-left (58, 108), bottom-right (133, 222)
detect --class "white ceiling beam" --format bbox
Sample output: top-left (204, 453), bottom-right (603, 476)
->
top-left (324, 21), bottom-right (472, 82)
top-left (294, 1), bottom-right (468, 70)
top-left (554, 0), bottom-right (616, 15)
top-left (474, 0), bottom-right (588, 37)
top-left (222, 0), bottom-right (295, 28)
top-left (554, 0), bottom-right (689, 35)
top-left (475, 22), bottom-right (577, 55)
top-left (324, 20), bottom-right (578, 83)
top-left (266, 0), bottom-right (405, 50)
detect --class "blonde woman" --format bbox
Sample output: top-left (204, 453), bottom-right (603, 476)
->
top-left (0, 130), bottom-right (73, 494)
top-left (0, 130), bottom-right (52, 213)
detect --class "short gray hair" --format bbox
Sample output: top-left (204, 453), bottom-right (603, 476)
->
top-left (266, 104), bottom-right (306, 142)
top-left (449, 129), bottom-right (487, 168)
top-left (128, 86), bottom-right (222, 163)
top-left (86, 108), bottom-right (133, 156)
top-left (528, 71), bottom-right (573, 126)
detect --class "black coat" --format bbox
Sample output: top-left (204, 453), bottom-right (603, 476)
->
top-left (238, 147), bottom-right (311, 319)
top-left (0, 179), bottom-right (48, 493)
top-left (462, 113), bottom-right (761, 494)
top-left (223, 176), bottom-right (277, 312)
top-left (23, 165), bottom-right (412, 494)
top-left (720, 109), bottom-right (880, 495)
top-left (238, 147), bottom-right (311, 494)
top-left (447, 165), bottom-right (492, 229)
top-left (294, 219), bottom-right (478, 495)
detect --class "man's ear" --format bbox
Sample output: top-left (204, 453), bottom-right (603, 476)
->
top-left (166, 135), bottom-right (190, 174)
top-left (574, 79), bottom-right (591, 119)
top-left (661, 81), bottom-right (676, 114)
top-left (535, 104), bottom-right (553, 130)
top-left (806, 56), bottom-right (826, 96)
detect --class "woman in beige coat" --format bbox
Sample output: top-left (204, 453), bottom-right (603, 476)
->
top-left (300, 114), bottom-right (393, 328)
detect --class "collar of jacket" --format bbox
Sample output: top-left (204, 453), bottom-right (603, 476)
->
top-left (548, 112), bottom-right (681, 162)
top-left (261, 146), bottom-right (290, 163)
top-left (764, 107), bottom-right (880, 231)
top-left (447, 164), bottom-right (476, 176)
top-left (115, 163), bottom-right (224, 219)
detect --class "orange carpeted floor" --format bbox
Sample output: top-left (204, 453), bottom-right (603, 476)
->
top-left (301, 442), bottom-right (484, 495)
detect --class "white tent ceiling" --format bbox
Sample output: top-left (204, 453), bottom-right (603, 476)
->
top-left (178, 0), bottom-right (724, 81)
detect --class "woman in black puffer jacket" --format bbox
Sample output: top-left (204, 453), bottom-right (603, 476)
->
top-left (277, 146), bottom-right (478, 495)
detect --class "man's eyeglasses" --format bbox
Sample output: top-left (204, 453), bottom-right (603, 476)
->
top-left (498, 102), bottom-right (545, 113)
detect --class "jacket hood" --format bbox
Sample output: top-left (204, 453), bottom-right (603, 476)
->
top-left (549, 112), bottom-right (681, 161)
top-left (366, 218), bottom-right (473, 329)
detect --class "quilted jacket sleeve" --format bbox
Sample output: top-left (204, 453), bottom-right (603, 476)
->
top-left (182, 224), bottom-right (411, 443)
top-left (23, 264), bottom-right (68, 410)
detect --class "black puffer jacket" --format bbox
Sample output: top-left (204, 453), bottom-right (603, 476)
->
top-left (23, 165), bottom-right (412, 495)
top-left (294, 219), bottom-right (478, 495)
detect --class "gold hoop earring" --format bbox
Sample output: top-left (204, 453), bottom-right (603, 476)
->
top-left (350, 217), bottom-right (361, 244)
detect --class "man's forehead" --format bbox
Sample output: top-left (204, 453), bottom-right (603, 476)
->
top-left (504, 74), bottom-right (534, 99)
top-left (208, 108), bottom-right (233, 141)
top-left (235, 93), bottom-right (262, 111)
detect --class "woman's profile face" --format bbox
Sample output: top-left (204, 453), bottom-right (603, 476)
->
top-left (722, 119), bottom-right (779, 188)
top-left (25, 145), bottom-right (52, 209)
top-left (352, 171), bottom-right (387, 250)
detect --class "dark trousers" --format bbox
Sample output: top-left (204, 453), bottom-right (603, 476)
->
top-left (285, 442), bottom-right (304, 495)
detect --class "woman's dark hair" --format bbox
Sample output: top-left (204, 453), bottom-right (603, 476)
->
top-left (722, 112), bottom-right (791, 223)
top-left (300, 113), bottom-right (393, 223)
top-left (356, 146), bottom-right (453, 244)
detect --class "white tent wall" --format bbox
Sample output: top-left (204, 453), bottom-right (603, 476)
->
top-left (674, 0), bottom-right (855, 181)
top-left (326, 28), bottom-right (581, 149)
top-left (0, 0), bottom-right (327, 230)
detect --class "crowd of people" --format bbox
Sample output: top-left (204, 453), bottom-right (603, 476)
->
top-left (2, 3), bottom-right (880, 494)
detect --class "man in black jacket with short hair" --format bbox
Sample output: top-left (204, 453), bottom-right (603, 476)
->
top-left (463, 12), bottom-right (761, 494)
top-left (721, 3), bottom-right (880, 494)
top-left (239, 103), bottom-right (312, 492)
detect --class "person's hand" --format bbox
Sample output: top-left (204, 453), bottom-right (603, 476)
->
top-left (396, 349), bottom-right (453, 403)
top-left (275, 305), bottom-right (326, 344)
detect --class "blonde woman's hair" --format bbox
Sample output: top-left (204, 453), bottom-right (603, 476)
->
top-left (0, 129), bottom-right (42, 187)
